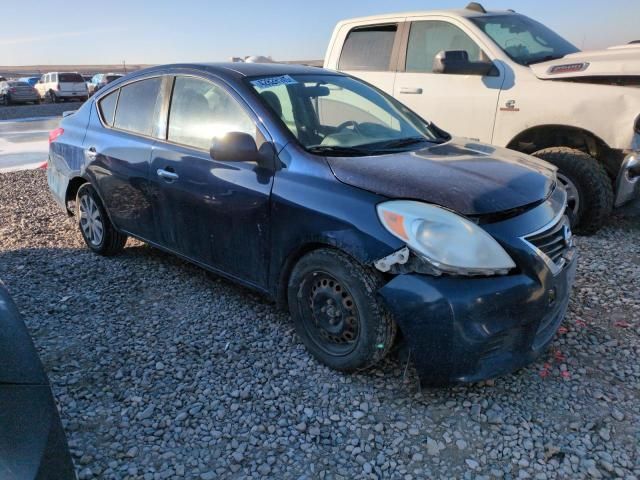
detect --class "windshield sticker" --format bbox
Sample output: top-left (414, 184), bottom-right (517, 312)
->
top-left (251, 75), bottom-right (298, 89)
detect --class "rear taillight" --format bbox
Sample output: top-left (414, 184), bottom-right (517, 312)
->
top-left (9, 88), bottom-right (16, 93)
top-left (39, 161), bottom-right (48, 170)
top-left (49, 127), bottom-right (64, 144)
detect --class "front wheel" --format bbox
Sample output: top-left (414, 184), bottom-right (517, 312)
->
top-left (287, 249), bottom-right (396, 372)
top-left (533, 147), bottom-right (613, 235)
top-left (76, 184), bottom-right (127, 256)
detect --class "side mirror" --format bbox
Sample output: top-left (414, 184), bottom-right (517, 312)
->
top-left (210, 132), bottom-right (260, 163)
top-left (433, 50), bottom-right (495, 76)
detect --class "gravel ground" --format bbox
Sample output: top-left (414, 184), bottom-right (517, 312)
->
top-left (0, 170), bottom-right (638, 480)
top-left (0, 102), bottom-right (82, 121)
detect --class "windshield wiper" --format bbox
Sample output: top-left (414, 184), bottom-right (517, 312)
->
top-left (370, 136), bottom-right (432, 150)
top-left (306, 145), bottom-right (372, 157)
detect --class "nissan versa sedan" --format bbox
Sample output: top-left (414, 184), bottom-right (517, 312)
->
top-left (47, 63), bottom-right (577, 385)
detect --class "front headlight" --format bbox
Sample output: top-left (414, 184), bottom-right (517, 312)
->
top-left (377, 200), bottom-right (516, 276)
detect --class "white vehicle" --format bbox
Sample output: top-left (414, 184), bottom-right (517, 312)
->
top-left (35, 72), bottom-right (88, 103)
top-left (324, 2), bottom-right (640, 233)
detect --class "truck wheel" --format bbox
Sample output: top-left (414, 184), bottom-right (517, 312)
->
top-left (287, 248), bottom-right (397, 372)
top-left (76, 184), bottom-right (127, 256)
top-left (533, 147), bottom-right (613, 235)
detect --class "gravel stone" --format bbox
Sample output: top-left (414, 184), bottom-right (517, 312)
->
top-left (1, 170), bottom-right (638, 479)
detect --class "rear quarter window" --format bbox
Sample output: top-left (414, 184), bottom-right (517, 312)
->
top-left (338, 24), bottom-right (398, 71)
top-left (113, 77), bottom-right (162, 136)
top-left (98, 90), bottom-right (119, 126)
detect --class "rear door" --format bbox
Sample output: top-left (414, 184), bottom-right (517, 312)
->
top-left (59, 73), bottom-right (87, 95)
top-left (393, 18), bottom-right (504, 142)
top-left (149, 73), bottom-right (274, 288)
top-left (83, 75), bottom-right (166, 240)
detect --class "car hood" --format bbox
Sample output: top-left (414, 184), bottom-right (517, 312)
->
top-left (325, 139), bottom-right (556, 216)
top-left (530, 46), bottom-right (640, 80)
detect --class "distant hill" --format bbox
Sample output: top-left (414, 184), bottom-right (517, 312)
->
top-left (0, 64), bottom-right (151, 78)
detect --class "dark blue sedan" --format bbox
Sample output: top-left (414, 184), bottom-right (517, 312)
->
top-left (47, 63), bottom-right (576, 385)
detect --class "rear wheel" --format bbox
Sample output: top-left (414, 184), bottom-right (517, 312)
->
top-left (533, 147), bottom-right (613, 234)
top-left (76, 184), bottom-right (127, 256)
top-left (287, 249), bottom-right (396, 372)
top-left (48, 91), bottom-right (58, 103)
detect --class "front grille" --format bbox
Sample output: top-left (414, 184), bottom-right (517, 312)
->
top-left (524, 215), bottom-right (573, 270)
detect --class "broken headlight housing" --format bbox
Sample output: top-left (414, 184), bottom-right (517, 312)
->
top-left (376, 200), bottom-right (516, 276)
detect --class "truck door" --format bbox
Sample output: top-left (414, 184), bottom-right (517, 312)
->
top-left (393, 19), bottom-right (504, 143)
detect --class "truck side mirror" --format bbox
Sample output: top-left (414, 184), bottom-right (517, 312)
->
top-left (433, 50), bottom-right (496, 76)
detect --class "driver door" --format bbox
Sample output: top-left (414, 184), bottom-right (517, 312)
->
top-left (393, 18), bottom-right (504, 143)
top-left (150, 74), bottom-right (274, 288)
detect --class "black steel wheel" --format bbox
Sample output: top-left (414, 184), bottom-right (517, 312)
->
top-left (288, 249), bottom-right (396, 372)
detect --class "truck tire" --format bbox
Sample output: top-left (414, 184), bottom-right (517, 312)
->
top-left (533, 147), bottom-right (613, 235)
top-left (287, 248), bottom-right (397, 372)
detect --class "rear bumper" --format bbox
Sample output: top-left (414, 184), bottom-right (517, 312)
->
top-left (56, 90), bottom-right (88, 98)
top-left (614, 151), bottom-right (640, 207)
top-left (8, 93), bottom-right (39, 103)
top-left (379, 252), bottom-right (577, 386)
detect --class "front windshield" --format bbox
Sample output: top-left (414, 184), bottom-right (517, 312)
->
top-left (471, 14), bottom-right (580, 66)
top-left (248, 74), bottom-right (446, 155)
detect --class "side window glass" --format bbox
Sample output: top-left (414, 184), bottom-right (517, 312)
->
top-left (168, 76), bottom-right (255, 151)
top-left (98, 89), bottom-right (119, 126)
top-left (339, 24), bottom-right (397, 71)
top-left (113, 77), bottom-right (162, 136)
top-left (406, 21), bottom-right (482, 72)
top-left (52, 73), bottom-right (57, 82)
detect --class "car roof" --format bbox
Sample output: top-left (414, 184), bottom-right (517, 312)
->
top-left (138, 62), bottom-right (336, 80)
top-left (336, 8), bottom-right (517, 24)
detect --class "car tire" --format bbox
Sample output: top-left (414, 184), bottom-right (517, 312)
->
top-left (76, 184), bottom-right (127, 256)
top-left (49, 91), bottom-right (58, 103)
top-left (533, 147), bottom-right (613, 235)
top-left (287, 248), bottom-right (397, 372)
top-left (0, 94), bottom-right (7, 106)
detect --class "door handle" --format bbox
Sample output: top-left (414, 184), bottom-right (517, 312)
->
top-left (157, 168), bottom-right (179, 181)
top-left (86, 147), bottom-right (97, 160)
top-left (399, 87), bottom-right (423, 94)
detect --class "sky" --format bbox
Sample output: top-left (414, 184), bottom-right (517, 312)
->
top-left (1, 0), bottom-right (639, 66)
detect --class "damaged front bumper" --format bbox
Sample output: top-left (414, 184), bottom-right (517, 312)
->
top-left (378, 249), bottom-right (577, 387)
top-left (614, 151), bottom-right (640, 207)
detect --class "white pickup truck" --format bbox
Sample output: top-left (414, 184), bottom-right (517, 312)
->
top-left (324, 2), bottom-right (640, 233)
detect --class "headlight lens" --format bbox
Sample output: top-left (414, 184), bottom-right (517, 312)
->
top-left (377, 201), bottom-right (516, 276)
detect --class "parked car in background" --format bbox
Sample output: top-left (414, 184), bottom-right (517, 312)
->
top-left (48, 63), bottom-right (576, 385)
top-left (325, 2), bottom-right (640, 233)
top-left (18, 76), bottom-right (40, 87)
top-left (0, 280), bottom-right (76, 479)
top-left (0, 80), bottom-right (40, 105)
top-left (87, 73), bottom-right (123, 96)
top-left (35, 72), bottom-right (89, 103)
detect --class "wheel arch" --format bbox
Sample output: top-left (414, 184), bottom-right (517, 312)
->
top-left (505, 124), bottom-right (619, 179)
top-left (65, 176), bottom-right (88, 214)
top-left (275, 239), bottom-right (384, 311)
